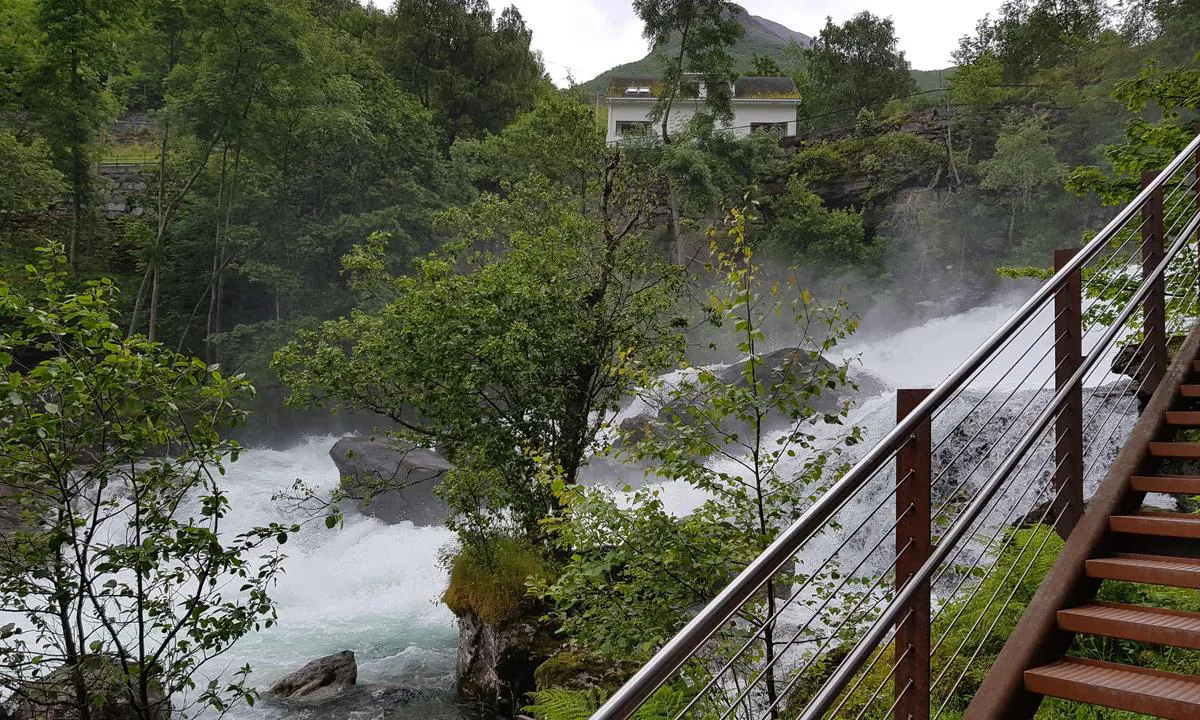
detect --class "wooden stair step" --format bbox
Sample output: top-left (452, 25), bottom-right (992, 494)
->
top-left (1087, 553), bottom-right (1200, 589)
top-left (1181, 385), bottom-right (1200, 398)
top-left (1165, 411), bottom-right (1200, 426)
top-left (1025, 657), bottom-right (1200, 719)
top-left (1057, 601), bottom-right (1200, 649)
top-left (1149, 442), bottom-right (1200, 458)
top-left (1110, 511), bottom-right (1200, 538)
top-left (1131, 475), bottom-right (1200, 494)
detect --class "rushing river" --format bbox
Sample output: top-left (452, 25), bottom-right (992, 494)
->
top-left (206, 293), bottom-right (1125, 720)
top-left (206, 438), bottom-right (466, 720)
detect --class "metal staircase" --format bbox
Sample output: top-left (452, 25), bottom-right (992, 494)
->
top-left (590, 132), bottom-right (1200, 720)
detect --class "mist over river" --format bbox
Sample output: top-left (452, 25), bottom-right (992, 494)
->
top-left (206, 293), bottom-right (1091, 720)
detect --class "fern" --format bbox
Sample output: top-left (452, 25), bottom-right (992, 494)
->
top-left (524, 688), bottom-right (604, 720)
top-left (524, 685), bottom-right (693, 720)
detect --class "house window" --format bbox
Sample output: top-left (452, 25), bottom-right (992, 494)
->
top-left (616, 121), bottom-right (652, 137)
top-left (750, 122), bottom-right (789, 137)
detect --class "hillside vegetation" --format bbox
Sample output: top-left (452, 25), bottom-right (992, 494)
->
top-left (580, 3), bottom-right (811, 91)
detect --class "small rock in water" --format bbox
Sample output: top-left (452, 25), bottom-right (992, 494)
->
top-left (269, 650), bottom-right (357, 704)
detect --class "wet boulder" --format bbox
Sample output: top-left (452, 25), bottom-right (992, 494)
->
top-left (329, 437), bottom-right (452, 526)
top-left (721, 347), bottom-right (887, 408)
top-left (613, 349), bottom-right (888, 448)
top-left (1111, 335), bottom-right (1187, 398)
top-left (268, 651), bottom-right (357, 704)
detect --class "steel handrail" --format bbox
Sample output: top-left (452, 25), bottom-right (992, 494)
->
top-left (799, 208), bottom-right (1200, 719)
top-left (591, 131), bottom-right (1200, 720)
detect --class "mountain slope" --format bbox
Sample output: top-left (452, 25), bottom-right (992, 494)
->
top-left (580, 5), bottom-right (811, 93)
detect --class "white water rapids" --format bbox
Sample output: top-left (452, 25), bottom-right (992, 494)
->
top-left (200, 438), bottom-right (463, 719)
top-left (192, 292), bottom-right (1144, 719)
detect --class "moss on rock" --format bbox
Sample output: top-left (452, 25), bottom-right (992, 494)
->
top-left (442, 537), bottom-right (552, 626)
top-left (534, 651), bottom-right (640, 694)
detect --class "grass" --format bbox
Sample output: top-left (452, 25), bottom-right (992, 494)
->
top-left (442, 536), bottom-right (553, 626)
top-left (99, 141), bottom-right (160, 166)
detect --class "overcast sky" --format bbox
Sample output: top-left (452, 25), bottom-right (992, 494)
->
top-left (501, 0), bottom-right (1006, 86)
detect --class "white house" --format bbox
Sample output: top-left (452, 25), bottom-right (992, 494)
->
top-left (605, 76), bottom-right (800, 144)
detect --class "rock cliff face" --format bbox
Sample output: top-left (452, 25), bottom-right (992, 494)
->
top-left (97, 166), bottom-right (148, 220)
top-left (328, 437), bottom-right (452, 526)
top-left (455, 608), bottom-right (557, 716)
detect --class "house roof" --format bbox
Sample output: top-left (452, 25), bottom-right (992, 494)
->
top-left (605, 76), bottom-right (800, 101)
top-left (605, 77), bottom-right (664, 99)
top-left (734, 76), bottom-right (801, 100)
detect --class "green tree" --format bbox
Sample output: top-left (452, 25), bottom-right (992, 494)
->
top-left (0, 0), bottom-right (38, 107)
top-left (452, 90), bottom-right (604, 196)
top-left (0, 130), bottom-right (65, 224)
top-left (760, 176), bottom-right (871, 271)
top-left (539, 209), bottom-right (863, 718)
top-left (632, 0), bottom-right (746, 143)
top-left (977, 117), bottom-right (1067, 249)
top-left (749, 53), bottom-right (783, 77)
top-left (371, 0), bottom-right (545, 145)
top-left (954, 0), bottom-right (1105, 79)
top-left (1058, 61), bottom-right (1200, 333)
top-left (804, 12), bottom-right (917, 121)
top-left (25, 0), bottom-right (125, 268)
top-left (275, 172), bottom-right (685, 547)
top-left (0, 245), bottom-right (295, 719)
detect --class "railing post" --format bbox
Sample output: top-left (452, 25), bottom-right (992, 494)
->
top-left (1052, 249), bottom-right (1084, 540)
top-left (1142, 170), bottom-right (1167, 396)
top-left (1194, 137), bottom-right (1200, 292)
top-left (895, 389), bottom-right (932, 720)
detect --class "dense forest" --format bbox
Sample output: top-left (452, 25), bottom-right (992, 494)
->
top-left (2, 0), bottom-right (1200, 718)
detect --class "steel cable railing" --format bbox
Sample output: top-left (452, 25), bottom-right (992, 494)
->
top-left (799, 211), bottom-right (1200, 720)
top-left (591, 132), bottom-right (1200, 720)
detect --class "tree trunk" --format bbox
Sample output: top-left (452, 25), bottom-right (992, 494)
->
top-left (67, 51), bottom-right (86, 270)
top-left (205, 145), bottom-right (229, 361)
top-left (147, 113), bottom-right (173, 343)
top-left (659, 16), bottom-right (693, 145)
top-left (70, 141), bottom-right (84, 269)
top-left (148, 267), bottom-right (160, 343)
top-left (128, 264), bottom-right (151, 337)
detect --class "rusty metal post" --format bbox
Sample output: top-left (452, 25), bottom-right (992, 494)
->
top-left (1052, 249), bottom-right (1084, 540)
top-left (1142, 171), bottom-right (1167, 396)
top-left (895, 389), bottom-right (932, 720)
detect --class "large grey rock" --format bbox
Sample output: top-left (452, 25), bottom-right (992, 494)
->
top-left (1111, 335), bottom-right (1187, 399)
top-left (329, 437), bottom-right (452, 526)
top-left (615, 349), bottom-right (888, 447)
top-left (268, 651), bottom-right (357, 704)
top-left (715, 347), bottom-right (888, 407)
